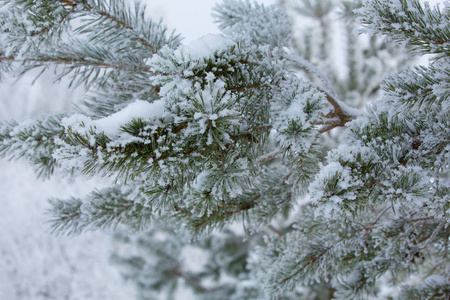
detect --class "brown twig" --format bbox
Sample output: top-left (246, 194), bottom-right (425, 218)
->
top-left (57, 0), bottom-right (76, 6)
top-left (257, 149), bottom-right (283, 164)
top-left (31, 3), bottom-right (77, 37)
top-left (283, 53), bottom-right (358, 134)
top-left (1, 56), bottom-right (151, 73)
top-left (194, 172), bottom-right (292, 229)
top-left (406, 216), bottom-right (435, 223)
top-left (280, 246), bottom-right (332, 284)
top-left (55, 0), bottom-right (156, 53)
top-left (96, 11), bottom-right (156, 53)
top-left (317, 91), bottom-right (356, 134)
top-left (173, 270), bottom-right (210, 293)
top-left (267, 224), bottom-right (284, 237)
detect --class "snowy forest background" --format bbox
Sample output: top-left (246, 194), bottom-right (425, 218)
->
top-left (0, 0), bottom-right (445, 299)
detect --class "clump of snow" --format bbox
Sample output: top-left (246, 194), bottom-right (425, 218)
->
top-left (94, 100), bottom-right (166, 137)
top-left (61, 99), bottom-right (167, 139)
top-left (174, 33), bottom-right (234, 60)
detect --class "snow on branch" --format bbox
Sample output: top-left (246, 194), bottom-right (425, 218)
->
top-left (284, 53), bottom-right (361, 133)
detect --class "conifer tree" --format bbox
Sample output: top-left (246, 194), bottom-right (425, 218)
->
top-left (0, 0), bottom-right (449, 299)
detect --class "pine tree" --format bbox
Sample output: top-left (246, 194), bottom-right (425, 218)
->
top-left (0, 0), bottom-right (449, 299)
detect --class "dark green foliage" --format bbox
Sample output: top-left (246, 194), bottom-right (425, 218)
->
top-left (49, 186), bottom-right (151, 234)
top-left (359, 0), bottom-right (450, 57)
top-left (0, 115), bottom-right (66, 178)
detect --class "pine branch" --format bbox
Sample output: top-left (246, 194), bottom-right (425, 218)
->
top-left (316, 91), bottom-right (357, 134)
top-left (418, 221), bottom-right (447, 250)
top-left (0, 55), bottom-right (151, 73)
top-left (1, 1), bottom-right (449, 298)
top-left (280, 245), bottom-right (332, 284)
top-left (283, 53), bottom-right (359, 133)
top-left (213, 0), bottom-right (291, 47)
top-left (383, 65), bottom-right (450, 108)
top-left (359, 0), bottom-right (450, 57)
top-left (0, 115), bottom-right (67, 178)
top-left (53, 0), bottom-right (164, 53)
top-left (29, 1), bottom-right (77, 37)
top-left (95, 10), bottom-right (156, 53)
top-left (190, 172), bottom-right (292, 231)
top-left (49, 187), bottom-right (151, 234)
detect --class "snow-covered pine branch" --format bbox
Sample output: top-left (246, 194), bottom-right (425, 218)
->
top-left (0, 0), bottom-right (448, 299)
top-left (358, 0), bottom-right (450, 58)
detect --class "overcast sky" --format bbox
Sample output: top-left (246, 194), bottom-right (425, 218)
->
top-left (146, 0), bottom-right (277, 43)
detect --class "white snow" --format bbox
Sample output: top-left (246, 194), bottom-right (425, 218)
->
top-left (174, 33), bottom-right (234, 60)
top-left (61, 99), bottom-right (167, 140)
top-left (93, 99), bottom-right (166, 137)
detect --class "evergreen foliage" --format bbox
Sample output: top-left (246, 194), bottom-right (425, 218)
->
top-left (0, 0), bottom-right (449, 299)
